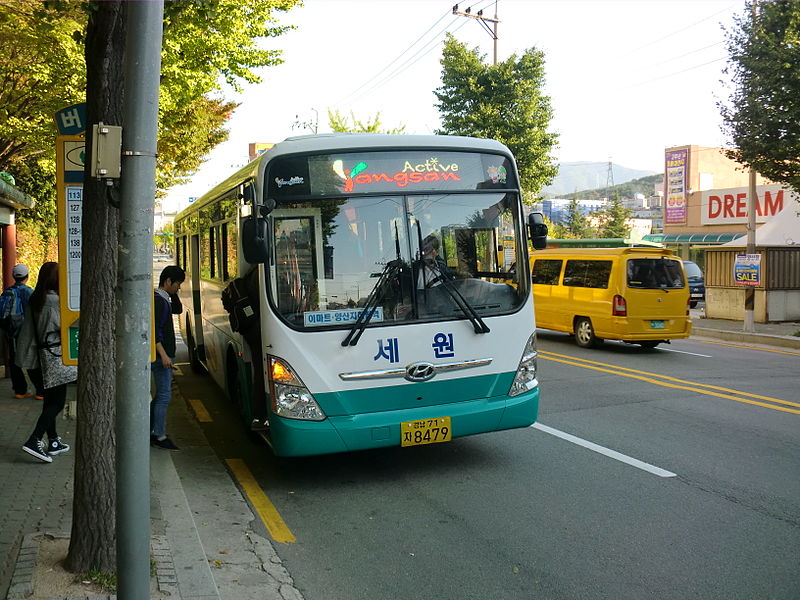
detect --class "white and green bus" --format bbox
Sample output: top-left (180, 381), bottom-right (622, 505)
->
top-left (173, 134), bottom-right (547, 456)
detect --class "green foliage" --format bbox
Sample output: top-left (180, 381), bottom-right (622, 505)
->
top-left (0, 0), bottom-right (300, 196)
top-left (434, 33), bottom-right (558, 198)
top-left (563, 198), bottom-right (592, 238)
top-left (81, 568), bottom-right (117, 592)
top-left (596, 196), bottom-right (632, 239)
top-left (158, 0), bottom-right (299, 190)
top-left (327, 109), bottom-right (406, 134)
top-left (720, 1), bottom-right (800, 194)
top-left (0, 1), bottom-right (85, 168)
top-left (7, 157), bottom-right (58, 245)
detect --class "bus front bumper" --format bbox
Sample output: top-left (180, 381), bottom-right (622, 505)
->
top-left (268, 387), bottom-right (540, 457)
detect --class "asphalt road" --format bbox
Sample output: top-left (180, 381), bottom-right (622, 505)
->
top-left (175, 331), bottom-right (800, 600)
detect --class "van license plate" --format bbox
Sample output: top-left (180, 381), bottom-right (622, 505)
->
top-left (650, 320), bottom-right (665, 329)
top-left (401, 417), bottom-right (452, 447)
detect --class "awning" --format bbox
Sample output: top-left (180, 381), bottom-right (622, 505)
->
top-left (642, 233), bottom-right (742, 244)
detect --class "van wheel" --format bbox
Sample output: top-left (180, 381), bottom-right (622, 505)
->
top-left (639, 341), bottom-right (660, 349)
top-left (689, 301), bottom-right (698, 308)
top-left (574, 318), bottom-right (600, 348)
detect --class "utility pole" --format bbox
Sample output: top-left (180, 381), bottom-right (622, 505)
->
top-left (117, 1), bottom-right (163, 598)
top-left (452, 2), bottom-right (500, 65)
top-left (743, 169), bottom-right (757, 332)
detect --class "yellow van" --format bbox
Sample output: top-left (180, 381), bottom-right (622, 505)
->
top-left (531, 247), bottom-right (692, 348)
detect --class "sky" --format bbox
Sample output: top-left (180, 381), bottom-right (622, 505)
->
top-left (163, 0), bottom-right (747, 211)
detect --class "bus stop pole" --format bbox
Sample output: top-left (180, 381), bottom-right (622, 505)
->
top-left (116, 2), bottom-right (163, 598)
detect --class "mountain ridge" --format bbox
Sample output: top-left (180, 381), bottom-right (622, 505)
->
top-left (544, 161), bottom-right (659, 197)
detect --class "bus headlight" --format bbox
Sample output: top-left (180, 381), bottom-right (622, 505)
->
top-left (509, 333), bottom-right (539, 397)
top-left (268, 356), bottom-right (326, 421)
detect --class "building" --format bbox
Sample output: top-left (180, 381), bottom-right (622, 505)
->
top-left (643, 145), bottom-right (794, 262)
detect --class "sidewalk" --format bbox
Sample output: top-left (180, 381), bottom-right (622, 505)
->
top-left (0, 370), bottom-right (303, 600)
top-left (690, 308), bottom-right (800, 349)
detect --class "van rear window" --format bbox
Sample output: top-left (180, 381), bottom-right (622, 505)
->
top-left (532, 259), bottom-right (562, 285)
top-left (563, 260), bottom-right (612, 289)
top-left (627, 258), bottom-right (685, 289)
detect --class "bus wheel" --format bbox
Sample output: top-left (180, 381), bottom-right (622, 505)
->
top-left (186, 326), bottom-right (205, 374)
top-left (226, 351), bottom-right (244, 416)
top-left (639, 341), bottom-right (660, 349)
top-left (574, 317), bottom-right (600, 348)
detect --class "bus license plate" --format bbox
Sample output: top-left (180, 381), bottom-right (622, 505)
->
top-left (401, 417), bottom-right (452, 447)
top-left (650, 320), bottom-right (665, 329)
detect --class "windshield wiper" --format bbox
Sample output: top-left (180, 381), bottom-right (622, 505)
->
top-left (342, 224), bottom-right (408, 347)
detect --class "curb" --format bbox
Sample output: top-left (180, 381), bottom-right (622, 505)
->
top-left (5, 532), bottom-right (179, 600)
top-left (692, 326), bottom-right (800, 350)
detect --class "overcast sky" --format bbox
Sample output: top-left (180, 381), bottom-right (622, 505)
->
top-left (163, 0), bottom-right (745, 210)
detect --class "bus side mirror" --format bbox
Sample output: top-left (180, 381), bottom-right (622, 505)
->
top-left (528, 212), bottom-right (548, 250)
top-left (242, 217), bottom-right (270, 264)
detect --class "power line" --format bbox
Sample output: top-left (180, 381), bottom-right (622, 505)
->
top-left (335, 0), bottom-right (495, 107)
top-left (334, 8), bottom-right (453, 106)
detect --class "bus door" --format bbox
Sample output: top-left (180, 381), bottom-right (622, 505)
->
top-left (190, 233), bottom-right (205, 361)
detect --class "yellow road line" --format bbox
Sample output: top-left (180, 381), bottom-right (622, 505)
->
top-left (187, 398), bottom-right (213, 422)
top-left (692, 339), bottom-right (800, 357)
top-left (225, 458), bottom-right (296, 544)
top-left (539, 351), bottom-right (800, 415)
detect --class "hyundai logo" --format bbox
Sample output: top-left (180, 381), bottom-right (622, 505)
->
top-left (405, 362), bottom-right (436, 382)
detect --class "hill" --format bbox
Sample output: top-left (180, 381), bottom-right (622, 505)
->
top-left (543, 162), bottom-right (658, 197)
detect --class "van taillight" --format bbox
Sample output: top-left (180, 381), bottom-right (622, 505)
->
top-left (612, 295), bottom-right (627, 316)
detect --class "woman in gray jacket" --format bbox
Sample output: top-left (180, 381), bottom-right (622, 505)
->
top-left (17, 262), bottom-right (77, 463)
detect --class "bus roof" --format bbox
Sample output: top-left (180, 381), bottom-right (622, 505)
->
top-left (176, 134), bottom-right (514, 218)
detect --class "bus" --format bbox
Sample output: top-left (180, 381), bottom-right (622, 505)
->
top-left (173, 134), bottom-right (547, 456)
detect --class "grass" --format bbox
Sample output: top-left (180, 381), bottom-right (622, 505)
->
top-left (79, 557), bottom-right (156, 592)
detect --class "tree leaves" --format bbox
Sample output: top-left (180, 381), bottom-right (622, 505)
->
top-left (434, 33), bottom-right (558, 199)
top-left (720, 0), bottom-right (800, 194)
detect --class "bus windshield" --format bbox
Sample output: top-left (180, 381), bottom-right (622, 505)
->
top-left (269, 191), bottom-right (527, 330)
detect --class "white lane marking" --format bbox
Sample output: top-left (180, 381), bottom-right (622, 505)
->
top-left (531, 422), bottom-right (677, 478)
top-left (657, 347), bottom-right (712, 357)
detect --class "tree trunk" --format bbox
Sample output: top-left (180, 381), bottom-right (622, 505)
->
top-left (66, 0), bottom-right (126, 574)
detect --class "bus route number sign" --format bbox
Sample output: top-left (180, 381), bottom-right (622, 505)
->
top-left (401, 416), bottom-right (452, 447)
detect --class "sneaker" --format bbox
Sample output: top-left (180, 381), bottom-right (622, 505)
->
top-left (22, 438), bottom-right (53, 463)
top-left (14, 393), bottom-right (33, 399)
top-left (151, 436), bottom-right (179, 451)
top-left (48, 437), bottom-right (70, 456)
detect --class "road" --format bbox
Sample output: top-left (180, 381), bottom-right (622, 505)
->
top-left (174, 330), bottom-right (800, 600)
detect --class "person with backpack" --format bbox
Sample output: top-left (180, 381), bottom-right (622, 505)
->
top-left (0, 264), bottom-right (43, 400)
top-left (16, 262), bottom-right (76, 463)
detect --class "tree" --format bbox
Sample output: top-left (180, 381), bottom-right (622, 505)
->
top-left (327, 109), bottom-right (406, 134)
top-left (596, 196), bottom-right (632, 239)
top-left (719, 1), bottom-right (800, 194)
top-left (52, 0), bottom-right (299, 575)
top-left (0, 1), bottom-right (85, 168)
top-left (563, 198), bottom-right (592, 238)
top-left (434, 33), bottom-right (558, 199)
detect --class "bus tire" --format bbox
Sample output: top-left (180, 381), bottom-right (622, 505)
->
top-left (186, 321), bottom-right (205, 374)
top-left (574, 317), bottom-right (601, 348)
top-left (225, 349), bottom-right (244, 416)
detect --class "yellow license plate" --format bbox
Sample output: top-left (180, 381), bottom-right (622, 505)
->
top-left (401, 417), bottom-right (452, 447)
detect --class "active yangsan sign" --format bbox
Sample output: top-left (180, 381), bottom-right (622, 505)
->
top-left (700, 185), bottom-right (796, 225)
